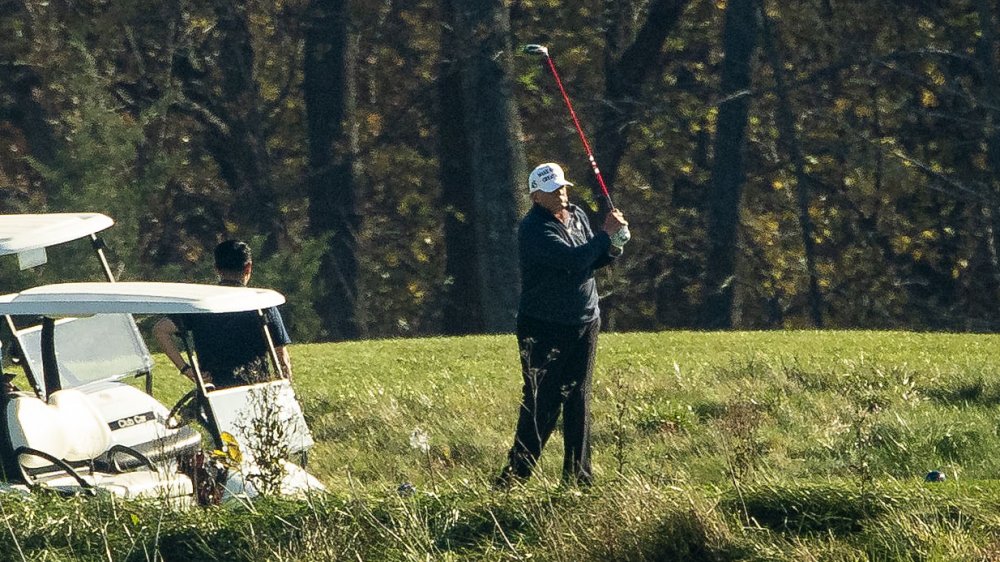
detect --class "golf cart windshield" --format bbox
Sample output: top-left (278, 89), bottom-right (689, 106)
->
top-left (16, 314), bottom-right (153, 394)
top-left (0, 213), bottom-right (124, 393)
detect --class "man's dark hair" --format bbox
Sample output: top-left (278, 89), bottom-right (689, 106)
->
top-left (214, 240), bottom-right (252, 273)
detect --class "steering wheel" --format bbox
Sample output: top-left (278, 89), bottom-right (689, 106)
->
top-left (166, 388), bottom-right (210, 429)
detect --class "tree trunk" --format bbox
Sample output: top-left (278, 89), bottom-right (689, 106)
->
top-left (974, 0), bottom-right (1000, 307)
top-left (174, 0), bottom-right (288, 253)
top-left (596, 0), bottom-right (690, 190)
top-left (0, 0), bottom-right (57, 210)
top-left (439, 0), bottom-right (482, 334)
top-left (448, 0), bottom-right (526, 333)
top-left (700, 0), bottom-right (758, 328)
top-left (304, 0), bottom-right (362, 341)
top-left (759, 3), bottom-right (824, 327)
top-left (975, 0), bottom-right (1000, 173)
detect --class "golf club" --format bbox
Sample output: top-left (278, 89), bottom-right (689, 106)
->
top-left (523, 44), bottom-right (616, 212)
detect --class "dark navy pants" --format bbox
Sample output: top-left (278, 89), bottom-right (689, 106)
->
top-left (504, 314), bottom-right (600, 485)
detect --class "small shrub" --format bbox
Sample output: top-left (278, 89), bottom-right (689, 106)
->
top-left (711, 354), bottom-right (769, 382)
top-left (633, 400), bottom-right (696, 434)
top-left (693, 399), bottom-right (729, 421)
top-left (232, 384), bottom-right (292, 496)
top-left (718, 400), bottom-right (770, 483)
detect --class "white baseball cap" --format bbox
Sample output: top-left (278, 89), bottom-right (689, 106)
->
top-left (528, 163), bottom-right (574, 194)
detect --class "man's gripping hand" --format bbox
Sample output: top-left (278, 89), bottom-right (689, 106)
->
top-left (603, 210), bottom-right (631, 249)
top-left (610, 224), bottom-right (631, 249)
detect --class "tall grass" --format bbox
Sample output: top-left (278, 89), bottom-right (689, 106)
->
top-left (7, 330), bottom-right (1000, 560)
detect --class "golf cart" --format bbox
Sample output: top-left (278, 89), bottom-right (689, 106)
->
top-left (0, 214), bottom-right (204, 500)
top-left (0, 281), bottom-right (323, 501)
top-left (0, 214), bottom-right (203, 490)
top-left (0, 214), bottom-right (320, 500)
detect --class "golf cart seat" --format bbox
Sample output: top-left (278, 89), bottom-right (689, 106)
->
top-left (3, 389), bottom-right (193, 499)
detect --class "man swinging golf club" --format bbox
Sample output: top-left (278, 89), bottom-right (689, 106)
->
top-left (495, 162), bottom-right (630, 488)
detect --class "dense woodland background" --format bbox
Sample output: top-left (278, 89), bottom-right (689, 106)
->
top-left (1, 0), bottom-right (998, 341)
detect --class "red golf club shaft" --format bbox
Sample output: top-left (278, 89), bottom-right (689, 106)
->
top-left (541, 54), bottom-right (615, 210)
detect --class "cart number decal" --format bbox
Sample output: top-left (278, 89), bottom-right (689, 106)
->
top-left (109, 411), bottom-right (155, 430)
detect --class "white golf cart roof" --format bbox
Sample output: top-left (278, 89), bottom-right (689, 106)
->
top-left (0, 282), bottom-right (285, 315)
top-left (0, 213), bottom-right (114, 256)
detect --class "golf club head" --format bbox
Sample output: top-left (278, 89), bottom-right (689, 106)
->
top-left (522, 44), bottom-right (549, 57)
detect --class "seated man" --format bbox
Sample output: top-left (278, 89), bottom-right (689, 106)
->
top-left (154, 240), bottom-right (292, 389)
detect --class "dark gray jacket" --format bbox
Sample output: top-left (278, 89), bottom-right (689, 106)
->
top-left (518, 203), bottom-right (617, 325)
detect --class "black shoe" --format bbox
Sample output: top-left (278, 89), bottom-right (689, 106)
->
top-left (560, 472), bottom-right (593, 488)
top-left (492, 466), bottom-right (527, 491)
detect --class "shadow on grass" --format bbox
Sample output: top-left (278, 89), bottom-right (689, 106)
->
top-left (923, 377), bottom-right (1000, 408)
top-left (726, 483), bottom-right (886, 536)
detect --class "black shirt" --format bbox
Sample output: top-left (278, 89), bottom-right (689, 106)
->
top-left (518, 203), bottom-right (616, 325)
top-left (173, 306), bottom-right (291, 389)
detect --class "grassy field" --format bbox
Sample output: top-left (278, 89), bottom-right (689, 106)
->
top-left (7, 330), bottom-right (1000, 560)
